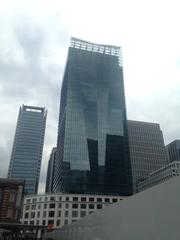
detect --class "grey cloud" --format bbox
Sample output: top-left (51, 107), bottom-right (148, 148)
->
top-left (0, 14), bottom-right (68, 190)
top-left (127, 86), bottom-right (180, 145)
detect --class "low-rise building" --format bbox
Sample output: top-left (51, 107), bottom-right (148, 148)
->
top-left (0, 178), bottom-right (24, 222)
top-left (137, 161), bottom-right (180, 192)
top-left (21, 193), bottom-right (125, 229)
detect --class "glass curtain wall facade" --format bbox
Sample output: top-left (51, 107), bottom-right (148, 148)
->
top-left (8, 105), bottom-right (47, 195)
top-left (45, 147), bottom-right (57, 193)
top-left (54, 38), bottom-right (132, 196)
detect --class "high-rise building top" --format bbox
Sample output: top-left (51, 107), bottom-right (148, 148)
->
top-left (70, 37), bottom-right (122, 64)
top-left (166, 140), bottom-right (180, 162)
top-left (54, 37), bottom-right (132, 196)
top-left (128, 120), bottom-right (169, 192)
top-left (8, 105), bottom-right (47, 195)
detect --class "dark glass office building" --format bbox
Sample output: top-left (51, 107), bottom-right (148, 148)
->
top-left (53, 38), bottom-right (132, 196)
top-left (8, 105), bottom-right (47, 194)
top-left (45, 147), bottom-right (57, 193)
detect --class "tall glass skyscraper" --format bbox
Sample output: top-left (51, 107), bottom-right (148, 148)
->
top-left (53, 38), bottom-right (132, 196)
top-left (8, 105), bottom-right (47, 194)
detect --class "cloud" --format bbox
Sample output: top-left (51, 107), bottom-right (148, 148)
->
top-left (1, 0), bottom-right (180, 193)
top-left (0, 10), bottom-right (68, 193)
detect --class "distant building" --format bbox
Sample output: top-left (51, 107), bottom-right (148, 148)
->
top-left (166, 140), bottom-right (180, 162)
top-left (45, 147), bottom-right (57, 193)
top-left (8, 105), bottom-right (47, 195)
top-left (137, 161), bottom-right (180, 192)
top-left (0, 178), bottom-right (24, 222)
top-left (21, 193), bottom-right (125, 228)
top-left (54, 37), bottom-right (132, 196)
top-left (127, 120), bottom-right (169, 192)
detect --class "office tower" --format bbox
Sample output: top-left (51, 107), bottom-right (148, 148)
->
top-left (53, 37), bottom-right (132, 196)
top-left (166, 140), bottom-right (180, 162)
top-left (127, 120), bottom-right (169, 192)
top-left (45, 147), bottom-right (57, 193)
top-left (8, 105), bottom-right (47, 195)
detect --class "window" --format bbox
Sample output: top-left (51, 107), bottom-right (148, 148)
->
top-left (50, 196), bottom-right (55, 201)
top-left (89, 211), bottom-right (94, 214)
top-left (72, 219), bottom-right (77, 223)
top-left (39, 197), bottom-right (42, 202)
top-left (81, 204), bottom-right (86, 209)
top-left (43, 211), bottom-right (46, 218)
top-left (65, 197), bottom-right (69, 201)
top-left (80, 211), bottom-right (86, 217)
top-left (72, 211), bottom-right (78, 218)
top-left (65, 211), bottom-right (68, 217)
top-left (37, 211), bottom-right (40, 218)
top-left (25, 205), bottom-right (30, 210)
top-left (36, 220), bottom-right (39, 225)
top-left (31, 205), bottom-right (36, 210)
top-left (44, 204), bottom-right (47, 209)
top-left (56, 220), bottom-right (60, 226)
top-left (43, 220), bottom-right (46, 226)
top-left (26, 199), bottom-right (31, 204)
top-left (48, 220), bottom-right (54, 225)
top-left (89, 204), bottom-right (94, 209)
top-left (65, 203), bottom-right (69, 209)
top-left (24, 221), bottom-right (28, 225)
top-left (58, 203), bottom-right (62, 208)
top-left (44, 197), bottom-right (48, 202)
top-left (49, 203), bottom-right (55, 209)
top-left (49, 211), bottom-right (55, 217)
top-left (73, 197), bottom-right (78, 202)
top-left (59, 196), bottom-right (62, 201)
top-left (81, 197), bottom-right (86, 202)
top-left (25, 213), bottom-right (29, 219)
top-left (89, 197), bottom-right (94, 202)
top-left (72, 203), bottom-right (78, 209)
top-left (97, 198), bottom-right (102, 202)
top-left (31, 212), bottom-right (35, 218)
top-left (112, 198), bottom-right (117, 203)
top-left (64, 220), bottom-right (68, 225)
top-left (30, 221), bottom-right (34, 225)
top-left (32, 198), bottom-right (36, 203)
top-left (9, 193), bottom-right (15, 202)
top-left (105, 198), bottom-right (110, 203)
top-left (38, 204), bottom-right (41, 209)
top-left (58, 211), bottom-right (61, 217)
top-left (97, 204), bottom-right (102, 209)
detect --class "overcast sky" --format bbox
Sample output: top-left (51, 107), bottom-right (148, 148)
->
top-left (1, 0), bottom-right (180, 193)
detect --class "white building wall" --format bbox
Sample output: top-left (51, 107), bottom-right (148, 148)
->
top-left (21, 193), bottom-right (125, 229)
top-left (138, 161), bottom-right (180, 191)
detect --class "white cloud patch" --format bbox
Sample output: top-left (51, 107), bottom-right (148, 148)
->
top-left (0, 0), bottom-right (180, 192)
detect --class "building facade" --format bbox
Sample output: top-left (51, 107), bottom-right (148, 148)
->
top-left (127, 120), bottom-right (169, 192)
top-left (45, 147), bottom-right (57, 193)
top-left (54, 37), bottom-right (132, 196)
top-left (137, 161), bottom-right (180, 192)
top-left (0, 178), bottom-right (24, 222)
top-left (8, 105), bottom-right (47, 195)
top-left (166, 140), bottom-right (180, 162)
top-left (21, 193), bottom-right (125, 228)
